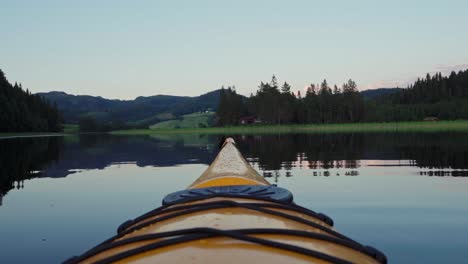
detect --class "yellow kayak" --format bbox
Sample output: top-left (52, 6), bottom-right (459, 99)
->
top-left (65, 138), bottom-right (386, 264)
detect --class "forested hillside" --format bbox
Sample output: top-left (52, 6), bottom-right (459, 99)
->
top-left (360, 88), bottom-right (402, 99)
top-left (369, 70), bottom-right (468, 121)
top-left (38, 89), bottom-right (221, 126)
top-left (0, 69), bottom-right (62, 132)
top-left (216, 70), bottom-right (468, 125)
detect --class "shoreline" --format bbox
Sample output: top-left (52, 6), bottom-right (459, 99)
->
top-left (0, 133), bottom-right (69, 139)
top-left (3, 120), bottom-right (468, 138)
top-left (111, 120), bottom-right (468, 135)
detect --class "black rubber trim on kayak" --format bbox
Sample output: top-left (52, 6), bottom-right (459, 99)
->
top-left (88, 194), bottom-right (332, 253)
top-left (137, 193), bottom-right (332, 228)
top-left (116, 199), bottom-right (345, 243)
top-left (64, 228), bottom-right (387, 264)
top-left (63, 195), bottom-right (386, 264)
top-left (66, 228), bottom-right (353, 264)
top-left (115, 195), bottom-right (333, 236)
top-left (163, 185), bottom-right (294, 205)
top-left (126, 197), bottom-right (332, 233)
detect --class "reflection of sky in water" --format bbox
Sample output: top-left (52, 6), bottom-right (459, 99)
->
top-left (1, 134), bottom-right (468, 263)
top-left (0, 164), bottom-right (205, 263)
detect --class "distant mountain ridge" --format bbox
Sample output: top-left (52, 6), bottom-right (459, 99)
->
top-left (360, 88), bottom-right (402, 99)
top-left (37, 89), bottom-right (222, 125)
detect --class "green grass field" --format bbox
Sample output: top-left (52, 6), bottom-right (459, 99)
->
top-left (80, 111), bottom-right (110, 120)
top-left (127, 112), bottom-right (176, 127)
top-left (111, 120), bottom-right (468, 135)
top-left (149, 112), bottom-right (214, 129)
top-left (4, 120), bottom-right (468, 138)
top-left (63, 124), bottom-right (79, 133)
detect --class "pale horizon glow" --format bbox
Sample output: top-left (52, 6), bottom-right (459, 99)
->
top-left (1, 0), bottom-right (467, 99)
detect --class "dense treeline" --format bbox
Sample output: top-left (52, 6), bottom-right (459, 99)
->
top-left (217, 70), bottom-right (468, 125)
top-left (216, 86), bottom-right (247, 126)
top-left (0, 69), bottom-right (62, 132)
top-left (390, 70), bottom-right (468, 104)
top-left (369, 70), bottom-right (468, 121)
top-left (217, 76), bottom-right (364, 125)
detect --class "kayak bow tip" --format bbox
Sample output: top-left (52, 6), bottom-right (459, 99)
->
top-left (188, 137), bottom-right (270, 189)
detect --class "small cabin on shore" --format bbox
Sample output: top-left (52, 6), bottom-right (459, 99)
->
top-left (239, 116), bottom-right (258, 125)
top-left (423, 117), bottom-right (439, 121)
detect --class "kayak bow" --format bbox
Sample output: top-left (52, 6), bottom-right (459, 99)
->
top-left (66, 138), bottom-right (387, 264)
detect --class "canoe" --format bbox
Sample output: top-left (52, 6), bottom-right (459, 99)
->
top-left (65, 138), bottom-right (387, 264)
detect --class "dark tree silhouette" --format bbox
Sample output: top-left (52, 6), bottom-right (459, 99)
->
top-left (0, 69), bottom-right (63, 132)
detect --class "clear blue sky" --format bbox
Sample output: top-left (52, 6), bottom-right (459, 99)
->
top-left (1, 0), bottom-right (467, 99)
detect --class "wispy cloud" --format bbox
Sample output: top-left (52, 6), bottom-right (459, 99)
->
top-left (432, 64), bottom-right (468, 75)
top-left (365, 63), bottom-right (468, 90)
top-left (366, 77), bottom-right (417, 89)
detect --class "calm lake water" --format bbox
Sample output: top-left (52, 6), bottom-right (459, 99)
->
top-left (1, 133), bottom-right (468, 263)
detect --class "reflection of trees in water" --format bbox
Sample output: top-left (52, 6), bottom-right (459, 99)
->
top-left (42, 134), bottom-right (218, 177)
top-left (0, 134), bottom-right (218, 201)
top-left (0, 137), bottom-right (63, 198)
top-left (234, 134), bottom-right (365, 171)
top-left (234, 133), bottom-right (468, 178)
top-left (419, 170), bottom-right (468, 177)
top-left (261, 169), bottom-right (360, 183)
top-left (394, 133), bottom-right (468, 170)
top-left (2, 132), bottom-right (468, 200)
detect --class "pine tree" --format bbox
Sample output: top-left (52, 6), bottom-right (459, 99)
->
top-left (333, 85), bottom-right (341, 94)
top-left (306, 84), bottom-right (316, 96)
top-left (270, 75), bottom-right (279, 90)
top-left (281, 82), bottom-right (291, 93)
